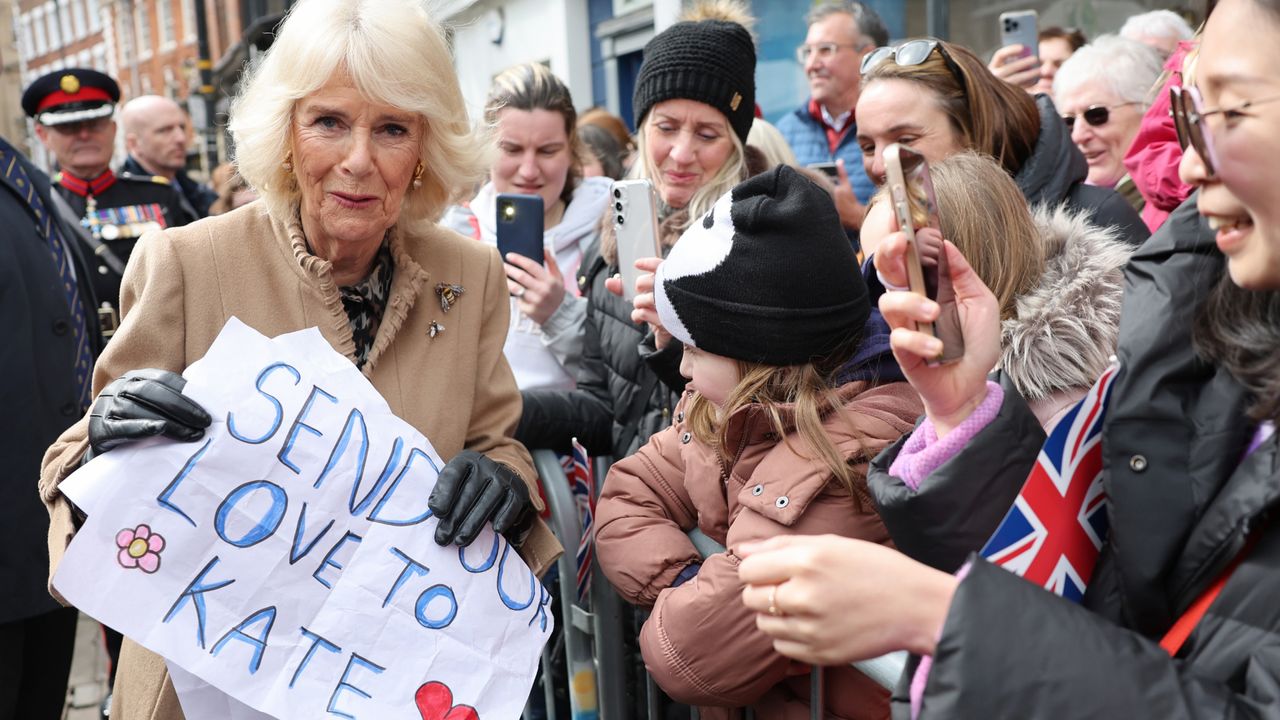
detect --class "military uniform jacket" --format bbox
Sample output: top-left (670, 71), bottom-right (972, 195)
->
top-left (53, 169), bottom-right (196, 333)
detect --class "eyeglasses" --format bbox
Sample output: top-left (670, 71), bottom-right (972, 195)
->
top-left (796, 42), bottom-right (859, 64)
top-left (1171, 85), bottom-right (1280, 177)
top-left (1060, 103), bottom-right (1140, 131)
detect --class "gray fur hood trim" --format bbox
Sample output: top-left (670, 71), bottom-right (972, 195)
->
top-left (1001, 204), bottom-right (1133, 401)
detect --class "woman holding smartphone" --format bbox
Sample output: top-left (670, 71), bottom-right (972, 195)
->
top-left (738, 0), bottom-right (1280, 714)
top-left (854, 38), bottom-right (1150, 247)
top-left (518, 0), bottom-right (754, 460)
top-left (448, 63), bottom-right (611, 391)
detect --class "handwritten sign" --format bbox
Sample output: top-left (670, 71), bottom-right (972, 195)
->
top-left (55, 318), bottom-right (551, 719)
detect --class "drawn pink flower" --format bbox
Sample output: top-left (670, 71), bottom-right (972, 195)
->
top-left (116, 524), bottom-right (165, 574)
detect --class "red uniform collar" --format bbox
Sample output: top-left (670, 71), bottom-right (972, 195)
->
top-left (57, 168), bottom-right (116, 197)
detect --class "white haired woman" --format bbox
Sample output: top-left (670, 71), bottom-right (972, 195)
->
top-left (37, 2), bottom-right (560, 718)
top-left (1054, 35), bottom-right (1165, 209)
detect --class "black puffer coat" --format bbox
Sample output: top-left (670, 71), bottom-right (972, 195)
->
top-left (870, 196), bottom-right (1280, 717)
top-left (517, 215), bottom-right (686, 461)
top-left (1017, 94), bottom-right (1150, 248)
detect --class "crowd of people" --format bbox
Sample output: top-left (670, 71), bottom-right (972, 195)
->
top-left (5, 0), bottom-right (1278, 718)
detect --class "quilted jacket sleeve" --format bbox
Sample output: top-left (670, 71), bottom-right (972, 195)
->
top-left (595, 424), bottom-right (700, 606)
top-left (868, 372), bottom-right (1044, 573)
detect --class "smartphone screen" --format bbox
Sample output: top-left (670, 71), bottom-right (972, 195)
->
top-left (495, 194), bottom-right (545, 266)
top-left (884, 144), bottom-right (964, 364)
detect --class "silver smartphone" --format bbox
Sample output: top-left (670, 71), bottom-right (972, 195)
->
top-left (610, 179), bottom-right (661, 301)
top-left (999, 10), bottom-right (1039, 60)
top-left (884, 144), bottom-right (964, 365)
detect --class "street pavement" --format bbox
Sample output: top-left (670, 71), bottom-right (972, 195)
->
top-left (64, 612), bottom-right (109, 720)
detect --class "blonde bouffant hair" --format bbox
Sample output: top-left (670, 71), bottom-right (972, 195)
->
top-left (229, 0), bottom-right (488, 227)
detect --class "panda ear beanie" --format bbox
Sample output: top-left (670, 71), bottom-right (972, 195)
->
top-left (654, 165), bottom-right (871, 366)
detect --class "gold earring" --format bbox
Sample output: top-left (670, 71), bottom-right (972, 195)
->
top-left (282, 151), bottom-right (293, 172)
top-left (412, 162), bottom-right (424, 189)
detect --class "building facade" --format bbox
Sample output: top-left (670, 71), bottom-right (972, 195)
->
top-left (1, 0), bottom-right (30, 152)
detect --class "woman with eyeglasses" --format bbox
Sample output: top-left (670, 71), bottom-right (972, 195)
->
top-left (1053, 35), bottom-right (1165, 210)
top-left (736, 0), bottom-right (1280, 716)
top-left (855, 38), bottom-right (1150, 246)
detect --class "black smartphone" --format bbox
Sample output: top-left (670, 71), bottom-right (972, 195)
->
top-left (495, 194), bottom-right (544, 266)
top-left (884, 144), bottom-right (964, 365)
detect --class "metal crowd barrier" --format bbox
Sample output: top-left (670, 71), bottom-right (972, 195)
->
top-left (527, 449), bottom-right (602, 720)
top-left (525, 450), bottom-right (906, 720)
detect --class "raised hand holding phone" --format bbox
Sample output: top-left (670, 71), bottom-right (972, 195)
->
top-left (993, 10), bottom-right (1041, 89)
top-left (505, 249), bottom-right (566, 326)
top-left (628, 256), bottom-right (672, 349)
top-left (831, 158), bottom-right (867, 230)
top-left (989, 44), bottom-right (1040, 89)
top-left (875, 235), bottom-right (1001, 437)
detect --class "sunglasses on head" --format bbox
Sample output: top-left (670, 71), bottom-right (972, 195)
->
top-left (1061, 103), bottom-right (1139, 131)
top-left (862, 39), bottom-right (958, 74)
top-left (860, 39), bottom-right (968, 97)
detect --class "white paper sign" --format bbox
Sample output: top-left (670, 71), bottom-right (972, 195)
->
top-left (55, 318), bottom-right (551, 720)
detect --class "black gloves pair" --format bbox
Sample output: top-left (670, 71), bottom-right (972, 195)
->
top-left (88, 369), bottom-right (534, 549)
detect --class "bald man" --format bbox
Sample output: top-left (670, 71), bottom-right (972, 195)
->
top-left (119, 95), bottom-right (216, 218)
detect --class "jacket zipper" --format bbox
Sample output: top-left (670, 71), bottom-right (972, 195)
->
top-left (717, 417), bottom-right (754, 487)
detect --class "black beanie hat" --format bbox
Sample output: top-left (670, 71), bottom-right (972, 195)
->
top-left (654, 165), bottom-right (870, 366)
top-left (632, 18), bottom-right (756, 144)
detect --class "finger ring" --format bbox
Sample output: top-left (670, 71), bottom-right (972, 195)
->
top-left (768, 586), bottom-right (782, 617)
top-left (514, 287), bottom-right (526, 298)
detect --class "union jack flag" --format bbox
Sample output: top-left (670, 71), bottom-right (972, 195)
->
top-left (569, 438), bottom-right (596, 608)
top-left (980, 364), bottom-right (1120, 602)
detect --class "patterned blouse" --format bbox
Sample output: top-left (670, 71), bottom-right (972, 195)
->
top-left (338, 243), bottom-right (394, 368)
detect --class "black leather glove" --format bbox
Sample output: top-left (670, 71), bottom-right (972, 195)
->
top-left (87, 369), bottom-right (212, 459)
top-left (428, 449), bottom-right (535, 547)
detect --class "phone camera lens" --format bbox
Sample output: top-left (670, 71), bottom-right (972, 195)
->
top-left (614, 202), bottom-right (623, 212)
top-left (616, 215), bottom-right (625, 225)
top-left (613, 188), bottom-right (622, 199)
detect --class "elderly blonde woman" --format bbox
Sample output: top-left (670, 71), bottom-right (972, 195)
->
top-left (37, 1), bottom-right (559, 718)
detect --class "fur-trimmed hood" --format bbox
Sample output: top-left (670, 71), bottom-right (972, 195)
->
top-left (1001, 204), bottom-right (1133, 403)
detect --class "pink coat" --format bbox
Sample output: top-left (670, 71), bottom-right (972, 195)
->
top-left (1122, 41), bottom-right (1197, 231)
top-left (596, 382), bottom-right (923, 719)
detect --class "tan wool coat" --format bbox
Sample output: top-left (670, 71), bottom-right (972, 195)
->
top-left (38, 201), bottom-right (562, 720)
top-left (595, 381), bottom-right (923, 720)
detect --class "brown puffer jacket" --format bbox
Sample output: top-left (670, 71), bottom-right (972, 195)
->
top-left (596, 380), bottom-right (923, 719)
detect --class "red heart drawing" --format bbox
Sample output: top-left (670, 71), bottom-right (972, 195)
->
top-left (415, 681), bottom-right (480, 720)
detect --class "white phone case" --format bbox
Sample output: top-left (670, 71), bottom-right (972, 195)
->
top-left (609, 179), bottom-right (661, 301)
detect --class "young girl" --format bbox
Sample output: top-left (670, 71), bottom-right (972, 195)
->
top-left (595, 165), bottom-right (923, 719)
